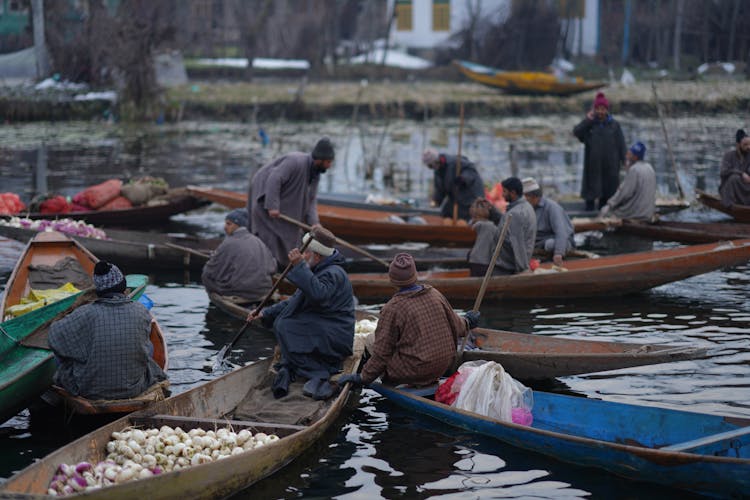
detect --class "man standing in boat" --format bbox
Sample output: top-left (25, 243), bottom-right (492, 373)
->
top-left (573, 92), bottom-right (626, 211)
top-left (495, 177), bottom-right (536, 274)
top-left (247, 226), bottom-right (354, 401)
top-left (201, 209), bottom-right (277, 306)
top-left (719, 129), bottom-right (750, 208)
top-left (422, 148), bottom-right (486, 222)
top-left (337, 252), bottom-right (479, 388)
top-left (600, 142), bottom-right (656, 221)
top-left (522, 177), bottom-right (575, 267)
top-left (247, 137), bottom-right (335, 268)
top-left (48, 261), bottom-right (167, 400)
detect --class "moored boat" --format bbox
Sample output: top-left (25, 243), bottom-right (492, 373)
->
top-left (619, 218), bottom-right (750, 243)
top-left (696, 190), bottom-right (750, 223)
top-left (3, 188), bottom-right (210, 228)
top-left (453, 59), bottom-right (606, 96)
top-left (371, 383), bottom-right (750, 497)
top-left (0, 339), bottom-right (365, 499)
top-left (339, 239), bottom-right (750, 301)
top-left (0, 232), bottom-right (149, 424)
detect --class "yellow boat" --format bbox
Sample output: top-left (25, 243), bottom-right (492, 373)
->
top-left (454, 60), bottom-right (606, 96)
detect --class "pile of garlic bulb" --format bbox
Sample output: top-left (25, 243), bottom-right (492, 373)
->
top-left (48, 425), bottom-right (279, 496)
top-left (355, 318), bottom-right (378, 335)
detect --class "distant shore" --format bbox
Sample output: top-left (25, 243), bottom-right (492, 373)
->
top-left (1, 79), bottom-right (747, 122)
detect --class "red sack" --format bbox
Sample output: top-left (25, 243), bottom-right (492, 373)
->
top-left (70, 203), bottom-right (91, 212)
top-left (0, 197), bottom-right (9, 215)
top-left (0, 193), bottom-right (25, 214)
top-left (79, 179), bottom-right (122, 209)
top-left (435, 371), bottom-right (461, 405)
top-left (97, 196), bottom-right (133, 211)
top-left (39, 195), bottom-right (71, 214)
top-left (72, 192), bottom-right (91, 209)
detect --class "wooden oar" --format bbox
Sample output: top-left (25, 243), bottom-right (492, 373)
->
top-left (213, 232), bottom-right (316, 368)
top-left (454, 213), bottom-right (513, 370)
top-left (452, 103), bottom-right (465, 225)
top-left (277, 213), bottom-right (390, 269)
top-left (164, 242), bottom-right (212, 260)
top-left (651, 81), bottom-right (685, 199)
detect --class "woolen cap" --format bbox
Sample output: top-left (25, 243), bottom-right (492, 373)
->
top-left (521, 177), bottom-right (540, 192)
top-left (593, 92), bottom-right (609, 109)
top-left (312, 137), bottom-right (335, 160)
top-left (225, 208), bottom-right (247, 228)
top-left (736, 129), bottom-right (747, 143)
top-left (389, 252), bottom-right (417, 286)
top-left (302, 229), bottom-right (335, 257)
top-left (629, 142), bottom-right (646, 160)
top-left (93, 261), bottom-right (126, 294)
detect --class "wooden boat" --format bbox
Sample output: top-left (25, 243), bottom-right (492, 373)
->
top-left (211, 301), bottom-right (705, 380)
top-left (696, 190), bottom-right (750, 223)
top-left (619, 218), bottom-right (750, 244)
top-left (339, 239), bottom-right (750, 301)
top-left (0, 224), bottom-right (218, 271)
top-left (370, 383), bottom-right (750, 497)
top-left (0, 231), bottom-right (149, 424)
top-left (186, 186), bottom-right (608, 246)
top-left (4, 188), bottom-right (210, 228)
top-left (47, 317), bottom-right (169, 416)
top-left (453, 60), bottom-right (606, 96)
top-left (0, 341), bottom-right (365, 499)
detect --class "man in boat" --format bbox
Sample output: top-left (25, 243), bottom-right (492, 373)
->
top-left (522, 177), bottom-right (575, 267)
top-left (719, 128), bottom-right (750, 207)
top-left (48, 261), bottom-right (167, 400)
top-left (201, 209), bottom-right (277, 305)
top-left (495, 177), bottom-right (536, 274)
top-left (573, 92), bottom-right (626, 211)
top-left (599, 142), bottom-right (656, 221)
top-left (338, 252), bottom-right (479, 388)
top-left (422, 148), bottom-right (486, 222)
top-left (247, 226), bottom-right (354, 400)
top-left (247, 137), bottom-right (335, 268)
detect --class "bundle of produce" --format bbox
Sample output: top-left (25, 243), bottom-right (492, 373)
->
top-left (355, 318), bottom-right (378, 335)
top-left (47, 425), bottom-right (280, 496)
top-left (72, 179), bottom-right (123, 210)
top-left (120, 176), bottom-right (169, 206)
top-left (0, 192), bottom-right (26, 215)
top-left (0, 217), bottom-right (108, 239)
top-left (485, 182), bottom-right (507, 211)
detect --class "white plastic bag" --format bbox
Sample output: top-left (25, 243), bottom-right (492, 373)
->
top-left (452, 361), bottom-right (533, 424)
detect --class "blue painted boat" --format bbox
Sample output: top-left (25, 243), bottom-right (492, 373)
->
top-left (370, 383), bottom-right (750, 497)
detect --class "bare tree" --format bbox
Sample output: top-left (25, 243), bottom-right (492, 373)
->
top-left (231, 0), bottom-right (275, 80)
top-left (673, 0), bottom-right (684, 70)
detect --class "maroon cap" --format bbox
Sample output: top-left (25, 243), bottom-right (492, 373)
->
top-left (389, 253), bottom-right (417, 286)
top-left (593, 92), bottom-right (609, 109)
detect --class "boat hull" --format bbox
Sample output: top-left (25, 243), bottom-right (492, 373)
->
top-left (371, 385), bottom-right (750, 498)
top-left (696, 190), bottom-right (750, 223)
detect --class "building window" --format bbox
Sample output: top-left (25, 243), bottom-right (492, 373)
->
top-left (396, 0), bottom-right (412, 31)
top-left (433, 0), bottom-right (450, 31)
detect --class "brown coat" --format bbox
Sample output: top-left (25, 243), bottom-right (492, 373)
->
top-left (360, 286), bottom-right (467, 386)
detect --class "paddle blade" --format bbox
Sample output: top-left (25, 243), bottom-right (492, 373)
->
top-left (213, 344), bottom-right (231, 372)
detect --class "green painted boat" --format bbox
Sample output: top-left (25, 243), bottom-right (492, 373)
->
top-left (0, 231), bottom-right (148, 424)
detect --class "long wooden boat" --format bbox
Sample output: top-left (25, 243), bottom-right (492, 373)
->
top-left (0, 340), bottom-right (365, 499)
top-left (212, 300), bottom-right (705, 380)
top-left (340, 239), bottom-right (750, 301)
top-left (619, 218), bottom-right (750, 243)
top-left (371, 383), bottom-right (750, 497)
top-left (0, 224), bottom-right (218, 271)
top-left (186, 186), bottom-right (611, 246)
top-left (47, 317), bottom-right (169, 416)
top-left (696, 190), bottom-right (750, 223)
top-left (0, 232), bottom-right (149, 424)
top-left (453, 59), bottom-right (606, 96)
top-left (4, 188), bottom-right (210, 228)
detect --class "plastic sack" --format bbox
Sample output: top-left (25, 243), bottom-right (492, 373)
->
top-left (5, 282), bottom-right (81, 318)
top-left (451, 360), bottom-right (534, 425)
top-left (76, 179), bottom-right (122, 209)
top-left (98, 195), bottom-right (133, 211)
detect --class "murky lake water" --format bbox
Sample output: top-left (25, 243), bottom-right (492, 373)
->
top-left (1, 116), bottom-right (749, 498)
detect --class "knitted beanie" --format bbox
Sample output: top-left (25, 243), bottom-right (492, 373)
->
top-left (225, 208), bottom-right (247, 228)
top-left (593, 92), bottom-right (609, 109)
top-left (93, 261), bottom-right (126, 295)
top-left (389, 252), bottom-right (417, 286)
top-left (736, 129), bottom-right (747, 144)
top-left (629, 142), bottom-right (646, 160)
top-left (312, 137), bottom-right (335, 160)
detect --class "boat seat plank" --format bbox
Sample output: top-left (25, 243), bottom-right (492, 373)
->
top-left (131, 414), bottom-right (307, 433)
top-left (661, 425), bottom-right (750, 452)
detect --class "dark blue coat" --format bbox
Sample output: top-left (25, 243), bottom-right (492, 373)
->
top-left (432, 154), bottom-right (485, 220)
top-left (261, 250), bottom-right (354, 380)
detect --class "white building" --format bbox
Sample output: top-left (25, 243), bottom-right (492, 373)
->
top-left (387, 0), bottom-right (599, 57)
